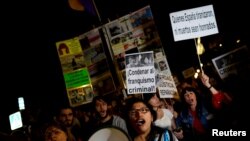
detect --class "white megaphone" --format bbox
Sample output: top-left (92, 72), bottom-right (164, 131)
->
top-left (88, 126), bottom-right (132, 141)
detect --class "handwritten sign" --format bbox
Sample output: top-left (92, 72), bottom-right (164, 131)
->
top-left (170, 5), bottom-right (218, 41)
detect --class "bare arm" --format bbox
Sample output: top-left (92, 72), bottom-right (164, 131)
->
top-left (200, 72), bottom-right (219, 95)
top-left (200, 72), bottom-right (232, 109)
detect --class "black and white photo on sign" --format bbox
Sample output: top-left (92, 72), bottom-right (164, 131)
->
top-left (125, 51), bottom-right (156, 94)
top-left (140, 52), bottom-right (154, 66)
top-left (212, 46), bottom-right (249, 79)
top-left (125, 54), bottom-right (141, 68)
top-left (158, 60), bottom-right (168, 71)
top-left (125, 52), bottom-right (154, 68)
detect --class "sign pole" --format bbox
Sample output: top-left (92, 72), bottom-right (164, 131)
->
top-left (194, 38), bottom-right (203, 72)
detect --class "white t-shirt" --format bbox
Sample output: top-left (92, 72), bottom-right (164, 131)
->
top-left (154, 108), bottom-right (173, 129)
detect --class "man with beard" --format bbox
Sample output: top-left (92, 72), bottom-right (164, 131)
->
top-left (91, 96), bottom-right (128, 134)
top-left (55, 106), bottom-right (83, 141)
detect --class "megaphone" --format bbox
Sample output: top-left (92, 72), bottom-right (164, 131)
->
top-left (88, 126), bottom-right (132, 141)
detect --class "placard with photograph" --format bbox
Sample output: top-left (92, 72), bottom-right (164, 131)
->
top-left (67, 85), bottom-right (94, 107)
top-left (103, 5), bottom-right (177, 96)
top-left (125, 51), bottom-right (156, 94)
top-left (56, 27), bottom-right (117, 107)
top-left (212, 46), bottom-right (249, 79)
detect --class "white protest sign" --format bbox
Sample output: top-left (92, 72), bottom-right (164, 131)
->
top-left (155, 57), bottom-right (178, 98)
top-left (170, 5), bottom-right (218, 41)
top-left (125, 51), bottom-right (156, 94)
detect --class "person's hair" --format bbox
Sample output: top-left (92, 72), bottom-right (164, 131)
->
top-left (44, 122), bottom-right (68, 141)
top-left (180, 87), bottom-right (201, 101)
top-left (143, 93), bottom-right (155, 103)
top-left (125, 97), bottom-right (163, 140)
top-left (92, 95), bottom-right (113, 118)
top-left (55, 104), bottom-right (74, 117)
top-left (143, 88), bottom-right (160, 103)
top-left (180, 87), bottom-right (204, 119)
top-left (159, 61), bottom-right (165, 65)
top-left (125, 98), bottom-right (156, 120)
top-left (92, 95), bottom-right (111, 105)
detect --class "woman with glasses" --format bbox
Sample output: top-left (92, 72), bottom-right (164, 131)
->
top-left (125, 98), bottom-right (176, 141)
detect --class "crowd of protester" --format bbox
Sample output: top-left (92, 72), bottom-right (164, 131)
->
top-left (0, 71), bottom-right (248, 141)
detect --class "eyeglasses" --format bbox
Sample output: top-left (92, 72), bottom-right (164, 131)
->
top-left (129, 107), bottom-right (149, 117)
